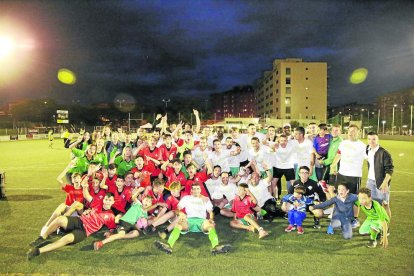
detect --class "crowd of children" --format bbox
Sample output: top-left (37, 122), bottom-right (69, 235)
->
top-left (27, 111), bottom-right (393, 260)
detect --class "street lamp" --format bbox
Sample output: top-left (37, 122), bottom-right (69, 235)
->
top-left (382, 120), bottom-right (386, 134)
top-left (392, 104), bottom-right (397, 135)
top-left (361, 109), bottom-right (364, 127)
top-left (162, 98), bottom-right (170, 109)
top-left (400, 106), bottom-right (403, 135)
top-left (116, 99), bottom-right (125, 108)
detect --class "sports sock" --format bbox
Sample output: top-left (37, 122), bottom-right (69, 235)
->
top-left (167, 227), bottom-right (181, 248)
top-left (208, 228), bottom-right (219, 248)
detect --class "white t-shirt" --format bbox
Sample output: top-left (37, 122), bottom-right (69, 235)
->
top-left (338, 140), bottom-right (367, 177)
top-left (231, 135), bottom-right (249, 162)
top-left (205, 177), bottom-right (222, 200)
top-left (208, 150), bottom-right (230, 172)
top-left (367, 145), bottom-right (379, 180)
top-left (274, 141), bottom-right (297, 169)
top-left (192, 147), bottom-right (211, 168)
top-left (178, 195), bottom-right (213, 218)
top-left (222, 145), bottom-right (240, 168)
top-left (295, 139), bottom-right (313, 168)
top-left (248, 179), bottom-right (272, 207)
top-left (218, 182), bottom-right (238, 202)
top-left (248, 146), bottom-right (271, 172)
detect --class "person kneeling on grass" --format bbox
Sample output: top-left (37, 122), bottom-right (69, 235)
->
top-left (93, 190), bottom-right (156, 250)
top-left (281, 186), bottom-right (313, 234)
top-left (230, 183), bottom-right (269, 239)
top-left (154, 183), bottom-right (231, 255)
top-left (357, 187), bottom-right (389, 249)
top-left (309, 183), bottom-right (358, 239)
top-left (27, 193), bottom-right (117, 260)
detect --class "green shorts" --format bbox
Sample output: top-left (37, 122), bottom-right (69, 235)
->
top-left (230, 167), bottom-right (240, 176)
top-left (238, 214), bottom-right (254, 226)
top-left (182, 217), bottom-right (207, 234)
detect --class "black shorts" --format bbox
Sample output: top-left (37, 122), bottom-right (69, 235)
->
top-left (273, 168), bottom-right (295, 181)
top-left (117, 220), bottom-right (137, 234)
top-left (66, 217), bottom-right (87, 244)
top-left (336, 174), bottom-right (361, 194)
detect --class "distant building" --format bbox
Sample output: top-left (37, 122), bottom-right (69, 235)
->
top-left (377, 87), bottom-right (414, 133)
top-left (210, 86), bottom-right (255, 121)
top-left (255, 58), bottom-right (327, 121)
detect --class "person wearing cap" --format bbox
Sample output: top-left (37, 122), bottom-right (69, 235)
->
top-left (281, 185), bottom-right (313, 234)
top-left (287, 166), bottom-right (326, 229)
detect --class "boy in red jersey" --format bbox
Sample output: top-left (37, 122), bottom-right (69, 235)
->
top-left (39, 163), bottom-right (85, 237)
top-left (93, 191), bottom-right (155, 251)
top-left (159, 134), bottom-right (177, 163)
top-left (183, 163), bottom-right (210, 198)
top-left (105, 163), bottom-right (118, 191)
top-left (130, 155), bottom-right (153, 188)
top-left (161, 158), bottom-right (187, 188)
top-left (82, 175), bottom-right (107, 211)
top-left (151, 181), bottom-right (187, 238)
top-left (27, 193), bottom-right (116, 260)
top-left (108, 176), bottom-right (132, 215)
top-left (230, 183), bottom-right (269, 239)
top-left (137, 136), bottom-right (163, 179)
top-left (143, 179), bottom-right (168, 219)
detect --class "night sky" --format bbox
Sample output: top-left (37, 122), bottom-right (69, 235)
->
top-left (0, 0), bottom-right (413, 107)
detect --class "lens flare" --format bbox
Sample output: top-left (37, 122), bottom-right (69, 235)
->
top-left (57, 68), bottom-right (77, 85)
top-left (350, 68), bottom-right (368, 84)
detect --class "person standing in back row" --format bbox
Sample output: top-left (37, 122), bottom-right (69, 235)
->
top-left (366, 132), bottom-right (393, 220)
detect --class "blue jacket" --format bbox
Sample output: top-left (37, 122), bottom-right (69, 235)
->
top-left (313, 194), bottom-right (358, 220)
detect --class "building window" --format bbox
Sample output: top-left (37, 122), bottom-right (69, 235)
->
top-left (306, 77), bottom-right (308, 80)
top-left (276, 80), bottom-right (279, 84)
top-left (286, 107), bottom-right (291, 114)
top-left (276, 89), bottom-right (279, 93)
top-left (306, 106), bottom-right (308, 109)
top-left (270, 110), bottom-right (273, 113)
top-left (306, 67), bottom-right (308, 70)
top-left (306, 116), bottom-right (308, 119)
top-left (286, 68), bottom-right (291, 75)
top-left (286, 116), bottom-right (291, 119)
top-left (276, 108), bottom-right (279, 112)
top-left (306, 97), bottom-right (308, 99)
top-left (276, 98), bottom-right (278, 103)
top-left (285, 97), bottom-right (291, 105)
top-left (286, 78), bottom-right (291, 85)
top-left (286, 87), bottom-right (291, 94)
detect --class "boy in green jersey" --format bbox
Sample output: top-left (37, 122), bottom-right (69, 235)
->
top-left (357, 187), bottom-right (389, 248)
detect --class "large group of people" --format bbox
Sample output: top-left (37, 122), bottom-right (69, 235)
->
top-left (27, 110), bottom-right (394, 260)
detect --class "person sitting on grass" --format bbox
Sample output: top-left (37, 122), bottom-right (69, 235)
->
top-left (230, 183), bottom-right (269, 239)
top-left (154, 183), bottom-right (231, 255)
top-left (93, 190), bottom-right (155, 251)
top-left (357, 187), bottom-right (389, 249)
top-left (282, 186), bottom-right (313, 234)
top-left (27, 193), bottom-right (117, 260)
top-left (38, 163), bottom-right (85, 238)
top-left (310, 183), bottom-right (358, 239)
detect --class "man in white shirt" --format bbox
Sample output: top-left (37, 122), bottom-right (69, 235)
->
top-left (155, 183), bottom-right (231, 255)
top-left (272, 134), bottom-right (297, 198)
top-left (331, 125), bottom-right (367, 194)
top-left (331, 125), bottom-right (367, 228)
top-left (248, 166), bottom-right (283, 222)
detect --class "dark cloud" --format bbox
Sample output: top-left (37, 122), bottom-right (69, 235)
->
top-left (0, 0), bottom-right (413, 107)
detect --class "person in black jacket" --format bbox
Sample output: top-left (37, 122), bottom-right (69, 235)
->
top-left (366, 132), bottom-right (394, 219)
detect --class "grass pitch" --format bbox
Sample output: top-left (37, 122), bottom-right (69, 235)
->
top-left (0, 139), bottom-right (413, 275)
